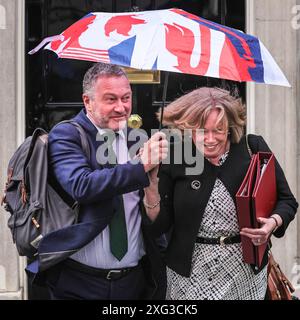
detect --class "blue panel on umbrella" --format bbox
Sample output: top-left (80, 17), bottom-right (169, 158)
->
top-left (108, 36), bottom-right (136, 67)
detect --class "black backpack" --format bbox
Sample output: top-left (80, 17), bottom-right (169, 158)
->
top-left (1, 121), bottom-right (90, 259)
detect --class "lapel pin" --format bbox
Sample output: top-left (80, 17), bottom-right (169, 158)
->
top-left (191, 180), bottom-right (201, 190)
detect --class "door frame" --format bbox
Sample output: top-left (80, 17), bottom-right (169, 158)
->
top-left (17, 0), bottom-right (27, 300)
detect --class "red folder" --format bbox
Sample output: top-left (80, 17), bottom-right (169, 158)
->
top-left (236, 152), bottom-right (277, 267)
top-left (236, 154), bottom-right (258, 264)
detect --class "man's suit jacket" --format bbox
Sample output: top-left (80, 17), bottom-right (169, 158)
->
top-left (33, 109), bottom-right (166, 298)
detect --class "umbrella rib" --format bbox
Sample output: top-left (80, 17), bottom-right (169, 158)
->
top-left (139, 11), bottom-right (165, 70)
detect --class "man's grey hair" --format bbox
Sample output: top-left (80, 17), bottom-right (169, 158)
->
top-left (82, 62), bottom-right (128, 98)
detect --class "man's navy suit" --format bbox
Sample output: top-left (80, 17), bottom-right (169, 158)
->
top-left (38, 110), bottom-right (166, 299)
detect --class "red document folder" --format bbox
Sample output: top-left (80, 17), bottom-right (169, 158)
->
top-left (236, 152), bottom-right (277, 267)
top-left (236, 154), bottom-right (258, 264)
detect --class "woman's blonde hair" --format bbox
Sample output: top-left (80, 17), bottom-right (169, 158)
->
top-left (159, 87), bottom-right (246, 143)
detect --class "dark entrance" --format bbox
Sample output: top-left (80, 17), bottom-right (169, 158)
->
top-left (25, 0), bottom-right (245, 299)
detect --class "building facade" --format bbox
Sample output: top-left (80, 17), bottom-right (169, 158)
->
top-left (0, 0), bottom-right (299, 299)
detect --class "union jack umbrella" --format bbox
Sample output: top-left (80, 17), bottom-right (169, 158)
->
top-left (29, 8), bottom-right (290, 87)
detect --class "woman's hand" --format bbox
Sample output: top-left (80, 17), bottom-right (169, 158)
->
top-left (240, 215), bottom-right (281, 246)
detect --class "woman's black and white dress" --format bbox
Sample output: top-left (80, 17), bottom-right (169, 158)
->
top-left (166, 152), bottom-right (268, 300)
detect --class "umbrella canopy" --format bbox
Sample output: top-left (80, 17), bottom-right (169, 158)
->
top-left (29, 8), bottom-right (290, 87)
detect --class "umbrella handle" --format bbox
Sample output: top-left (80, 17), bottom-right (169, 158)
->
top-left (159, 72), bottom-right (169, 131)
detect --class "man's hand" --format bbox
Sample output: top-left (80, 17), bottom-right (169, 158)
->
top-left (140, 132), bottom-right (168, 173)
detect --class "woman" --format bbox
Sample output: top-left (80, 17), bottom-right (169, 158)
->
top-left (143, 87), bottom-right (298, 300)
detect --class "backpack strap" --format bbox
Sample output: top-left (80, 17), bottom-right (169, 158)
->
top-left (54, 120), bottom-right (91, 161)
top-left (51, 120), bottom-right (91, 211)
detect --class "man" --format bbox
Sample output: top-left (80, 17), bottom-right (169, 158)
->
top-left (46, 62), bottom-right (168, 299)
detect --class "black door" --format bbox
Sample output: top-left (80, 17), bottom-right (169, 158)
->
top-left (25, 0), bottom-right (245, 299)
top-left (26, 0), bottom-right (245, 136)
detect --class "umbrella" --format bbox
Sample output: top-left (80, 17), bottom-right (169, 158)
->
top-left (29, 8), bottom-right (290, 87)
top-left (29, 8), bottom-right (290, 126)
